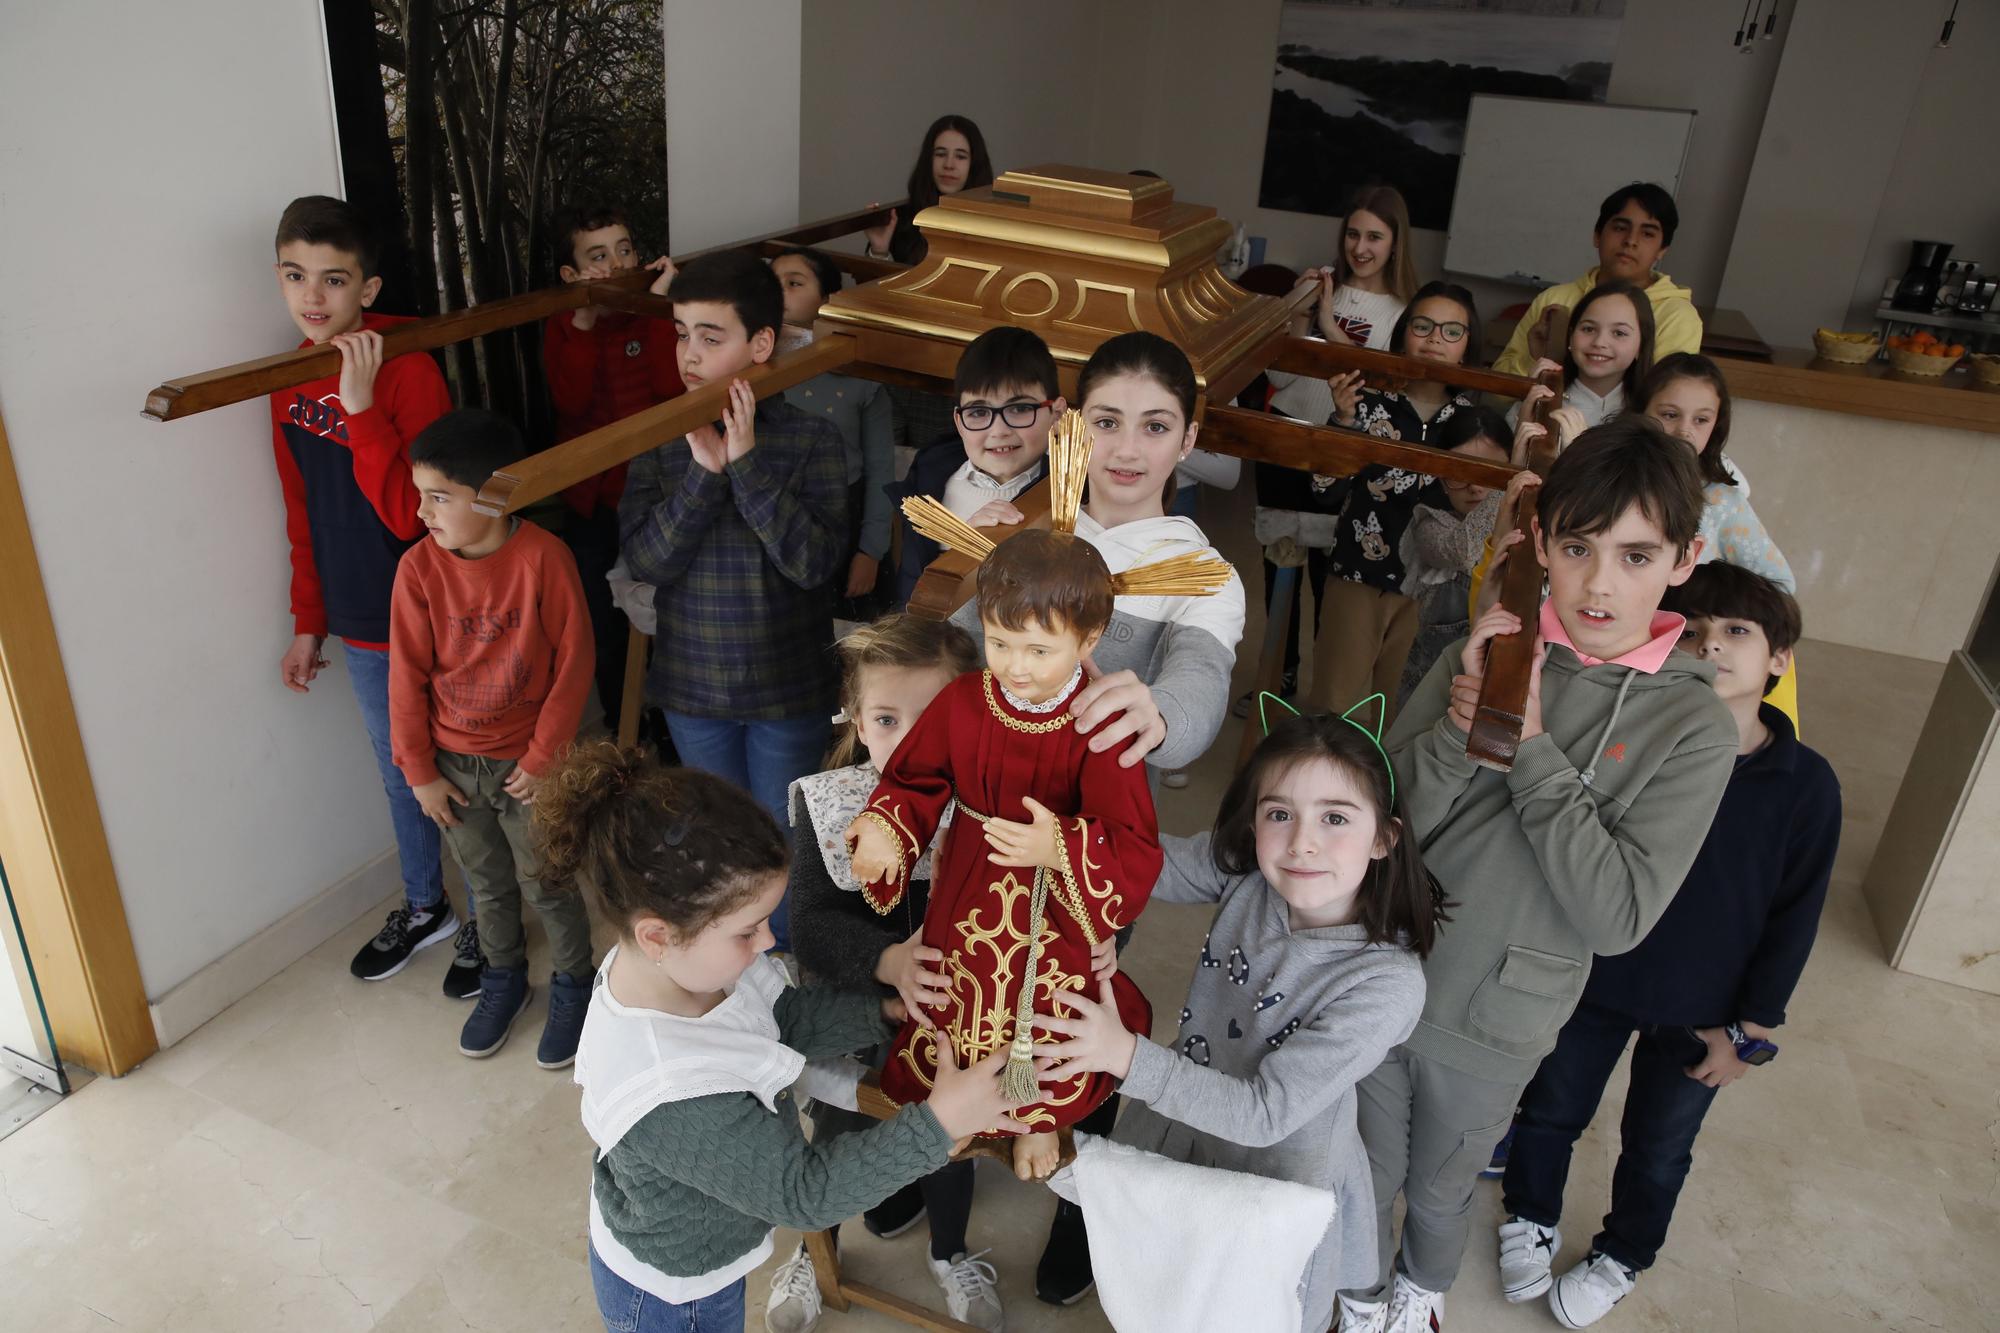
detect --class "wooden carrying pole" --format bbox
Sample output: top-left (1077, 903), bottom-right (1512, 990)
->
top-left (1466, 366), bottom-right (1565, 771)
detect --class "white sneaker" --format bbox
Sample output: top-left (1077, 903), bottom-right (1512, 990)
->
top-left (927, 1249), bottom-right (1004, 1331)
top-left (1497, 1215), bottom-right (1562, 1302)
top-left (764, 1245), bottom-right (822, 1333)
top-left (1548, 1252), bottom-right (1635, 1329)
top-left (1384, 1271), bottom-right (1444, 1332)
top-left (1335, 1291), bottom-right (1390, 1332)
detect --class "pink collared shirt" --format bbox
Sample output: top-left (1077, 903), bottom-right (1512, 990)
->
top-left (1538, 600), bottom-right (1685, 674)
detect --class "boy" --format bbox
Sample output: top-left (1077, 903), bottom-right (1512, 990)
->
top-left (1342, 418), bottom-right (1739, 1333)
top-left (1494, 184), bottom-right (1702, 377)
top-left (269, 195), bottom-right (482, 999)
top-left (389, 409), bottom-right (597, 1066)
top-left (891, 326), bottom-right (1064, 606)
top-left (618, 250), bottom-right (849, 951)
top-left (543, 204), bottom-right (683, 734)
top-left (1496, 564), bottom-right (1839, 1328)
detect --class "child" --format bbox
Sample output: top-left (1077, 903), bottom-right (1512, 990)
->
top-left (1038, 703), bottom-right (1440, 1332)
top-left (1511, 280), bottom-right (1657, 433)
top-left (1308, 282), bottom-right (1483, 720)
top-left (387, 409), bottom-right (596, 1065)
top-left (1640, 352), bottom-right (1794, 591)
top-left (778, 614), bottom-right (1004, 1331)
top-left (544, 203), bottom-right (684, 733)
top-left (1496, 564), bottom-right (1838, 1328)
top-left (890, 326), bottom-right (1061, 606)
top-left (1343, 418), bottom-right (1739, 1333)
top-left (618, 251), bottom-right (849, 951)
top-left (773, 246), bottom-right (896, 616)
top-left (1396, 407), bottom-right (1516, 707)
top-left (539, 745), bottom-right (1038, 1333)
top-left (269, 195), bottom-right (477, 998)
top-left (1495, 183), bottom-right (1702, 377)
top-left (863, 114), bottom-right (994, 266)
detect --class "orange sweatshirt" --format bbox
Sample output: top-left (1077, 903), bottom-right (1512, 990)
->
top-left (389, 520), bottom-right (595, 786)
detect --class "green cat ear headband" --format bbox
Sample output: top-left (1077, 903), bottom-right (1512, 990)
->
top-left (1255, 691), bottom-right (1395, 805)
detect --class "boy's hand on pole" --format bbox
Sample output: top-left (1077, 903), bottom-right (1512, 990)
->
top-left (331, 329), bottom-right (384, 415)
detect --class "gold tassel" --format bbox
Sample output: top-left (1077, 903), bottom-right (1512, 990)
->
top-left (1001, 869), bottom-right (1052, 1103)
top-left (1109, 551), bottom-right (1236, 598)
top-left (1045, 410), bottom-right (1093, 535)
top-left (899, 495), bottom-right (996, 563)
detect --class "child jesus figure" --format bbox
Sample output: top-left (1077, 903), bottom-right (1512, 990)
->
top-left (848, 413), bottom-right (1232, 1182)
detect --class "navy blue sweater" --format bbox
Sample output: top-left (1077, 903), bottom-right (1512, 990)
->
top-left (1583, 704), bottom-right (1840, 1029)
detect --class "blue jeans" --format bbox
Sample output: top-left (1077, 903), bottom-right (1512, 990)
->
top-left (342, 643), bottom-right (445, 912)
top-left (661, 711), bottom-right (829, 950)
top-left (589, 1246), bottom-right (745, 1332)
top-left (1500, 999), bottom-right (1720, 1272)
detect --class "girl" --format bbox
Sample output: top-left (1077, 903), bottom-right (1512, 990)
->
top-left (1308, 282), bottom-right (1483, 718)
top-left (541, 744), bottom-right (1035, 1333)
top-left (1396, 406), bottom-right (1520, 707)
top-left (864, 114), bottom-right (994, 266)
top-left (1512, 280), bottom-right (1656, 434)
top-left (1035, 706), bottom-right (1441, 1333)
top-left (779, 614), bottom-right (1006, 1332)
top-left (773, 246), bottom-right (897, 615)
top-left (1640, 351), bottom-right (1794, 591)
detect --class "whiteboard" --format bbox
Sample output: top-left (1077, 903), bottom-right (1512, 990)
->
top-left (1444, 95), bottom-right (1694, 288)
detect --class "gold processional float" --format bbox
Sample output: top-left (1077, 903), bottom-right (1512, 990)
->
top-left (142, 164), bottom-right (1559, 1330)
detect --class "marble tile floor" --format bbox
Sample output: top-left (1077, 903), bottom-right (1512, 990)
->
top-left (5, 634), bottom-right (1997, 1331)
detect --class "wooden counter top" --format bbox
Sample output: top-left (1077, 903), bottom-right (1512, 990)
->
top-left (1714, 347), bottom-right (2000, 436)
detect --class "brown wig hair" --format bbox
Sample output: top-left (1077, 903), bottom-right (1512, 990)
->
top-left (906, 114), bottom-right (995, 210)
top-left (1562, 280), bottom-right (1656, 404)
top-left (975, 529), bottom-right (1116, 641)
top-left (1335, 185), bottom-right (1418, 302)
top-left (829, 614), bottom-right (981, 768)
top-left (534, 742), bottom-right (787, 943)
top-left (1211, 712), bottom-right (1449, 958)
top-left (1537, 416), bottom-right (1705, 556)
top-left (1640, 352), bottom-right (1736, 487)
top-left (275, 195), bottom-right (380, 278)
top-left (1663, 563), bottom-right (1802, 694)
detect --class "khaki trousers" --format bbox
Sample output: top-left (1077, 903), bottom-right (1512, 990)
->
top-left (435, 749), bottom-right (593, 977)
top-left (1308, 579), bottom-right (1419, 721)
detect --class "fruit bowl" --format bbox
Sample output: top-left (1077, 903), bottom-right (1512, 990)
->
top-left (1970, 354), bottom-right (2000, 387)
top-left (1886, 332), bottom-right (1964, 377)
top-left (1813, 328), bottom-right (1879, 365)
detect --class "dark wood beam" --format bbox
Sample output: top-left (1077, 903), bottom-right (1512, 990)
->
top-left (1200, 406), bottom-right (1519, 487)
top-left (1267, 337), bottom-right (1539, 401)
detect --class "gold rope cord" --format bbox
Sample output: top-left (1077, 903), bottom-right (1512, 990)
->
top-left (1002, 865), bottom-right (1053, 1102)
top-left (1045, 409), bottom-right (1092, 535)
top-left (899, 495), bottom-right (996, 563)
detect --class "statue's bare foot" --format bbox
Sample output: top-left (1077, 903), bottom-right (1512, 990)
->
top-left (1012, 1131), bottom-right (1059, 1182)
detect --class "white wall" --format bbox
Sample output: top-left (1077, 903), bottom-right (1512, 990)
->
top-left (666, 0), bottom-right (801, 251)
top-left (0, 1), bottom-right (398, 1000)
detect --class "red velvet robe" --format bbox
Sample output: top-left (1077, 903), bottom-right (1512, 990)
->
top-left (859, 669), bottom-right (1158, 1133)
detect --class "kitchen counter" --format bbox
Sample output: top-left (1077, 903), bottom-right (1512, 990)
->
top-left (1713, 346), bottom-right (2000, 436)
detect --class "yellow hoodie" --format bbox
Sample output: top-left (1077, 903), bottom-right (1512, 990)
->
top-left (1493, 266), bottom-right (1702, 378)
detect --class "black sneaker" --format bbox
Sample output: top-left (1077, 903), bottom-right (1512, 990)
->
top-left (348, 903), bottom-right (457, 982)
top-left (441, 919), bottom-right (484, 1000)
top-left (1034, 1199), bottom-right (1095, 1305)
top-left (862, 1181), bottom-right (927, 1239)
top-left (460, 966), bottom-right (531, 1058)
top-left (536, 970), bottom-right (592, 1070)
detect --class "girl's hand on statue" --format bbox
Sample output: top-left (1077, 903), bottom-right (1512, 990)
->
top-left (875, 930), bottom-right (948, 1028)
top-left (982, 797), bottom-right (1063, 870)
top-left (845, 815), bottom-right (899, 885)
top-left (1088, 935), bottom-right (1118, 984)
top-left (1034, 980), bottom-right (1138, 1081)
top-left (926, 1040), bottom-right (1045, 1139)
top-left (1071, 655), bottom-right (1166, 768)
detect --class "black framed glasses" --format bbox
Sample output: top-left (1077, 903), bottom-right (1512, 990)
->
top-left (953, 400), bottom-right (1053, 430)
top-left (1408, 317), bottom-right (1468, 343)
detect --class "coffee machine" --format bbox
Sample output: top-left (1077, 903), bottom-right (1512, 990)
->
top-left (1892, 240), bottom-right (1954, 311)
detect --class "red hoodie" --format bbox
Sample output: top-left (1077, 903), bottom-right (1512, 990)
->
top-left (542, 307), bottom-right (685, 515)
top-left (269, 312), bottom-right (452, 647)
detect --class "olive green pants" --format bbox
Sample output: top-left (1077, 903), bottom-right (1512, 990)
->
top-left (435, 750), bottom-right (592, 977)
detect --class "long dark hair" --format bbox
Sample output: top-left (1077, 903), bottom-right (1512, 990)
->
top-left (1640, 351), bottom-right (1735, 487)
top-left (1562, 280), bottom-right (1656, 405)
top-left (1211, 712), bottom-right (1448, 958)
top-left (906, 114), bottom-right (994, 211)
top-left (1385, 280), bottom-right (1481, 404)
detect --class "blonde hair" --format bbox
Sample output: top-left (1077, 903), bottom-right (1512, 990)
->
top-left (1336, 185), bottom-right (1417, 303)
top-left (829, 614), bottom-right (980, 768)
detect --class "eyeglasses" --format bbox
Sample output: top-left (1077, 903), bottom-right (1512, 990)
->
top-left (1408, 317), bottom-right (1468, 343)
top-left (953, 400), bottom-right (1054, 430)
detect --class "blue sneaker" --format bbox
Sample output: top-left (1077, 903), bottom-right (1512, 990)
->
top-left (537, 970), bottom-right (592, 1070)
top-left (459, 965), bottom-right (531, 1058)
top-left (1480, 1124), bottom-right (1516, 1179)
